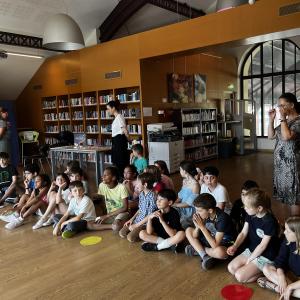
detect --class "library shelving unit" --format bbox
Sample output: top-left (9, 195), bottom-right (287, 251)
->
top-left (173, 108), bottom-right (218, 161)
top-left (41, 86), bottom-right (144, 164)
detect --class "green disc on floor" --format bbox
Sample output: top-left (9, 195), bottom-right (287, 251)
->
top-left (80, 236), bottom-right (102, 246)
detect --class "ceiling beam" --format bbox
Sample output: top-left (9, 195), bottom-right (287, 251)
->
top-left (149, 0), bottom-right (205, 18)
top-left (99, 0), bottom-right (205, 43)
top-left (0, 31), bottom-right (43, 49)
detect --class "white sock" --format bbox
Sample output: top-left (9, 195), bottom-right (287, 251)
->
top-left (157, 238), bottom-right (172, 250)
top-left (156, 237), bottom-right (164, 244)
top-left (198, 250), bottom-right (206, 259)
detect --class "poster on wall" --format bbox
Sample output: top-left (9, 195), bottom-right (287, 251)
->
top-left (167, 73), bottom-right (193, 103)
top-left (194, 74), bottom-right (206, 103)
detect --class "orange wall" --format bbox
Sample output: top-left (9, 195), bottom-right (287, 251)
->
top-left (141, 53), bottom-right (237, 124)
top-left (16, 0), bottom-right (300, 130)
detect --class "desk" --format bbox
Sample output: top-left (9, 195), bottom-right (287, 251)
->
top-left (50, 146), bottom-right (111, 185)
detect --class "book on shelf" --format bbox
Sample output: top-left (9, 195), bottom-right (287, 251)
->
top-left (59, 99), bottom-right (68, 107)
top-left (44, 113), bottom-right (58, 121)
top-left (86, 111), bottom-right (98, 119)
top-left (42, 100), bottom-right (56, 109)
top-left (84, 96), bottom-right (96, 105)
top-left (99, 94), bottom-right (113, 104)
top-left (70, 97), bottom-right (82, 106)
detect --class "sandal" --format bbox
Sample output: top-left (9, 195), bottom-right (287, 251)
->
top-left (257, 277), bottom-right (278, 293)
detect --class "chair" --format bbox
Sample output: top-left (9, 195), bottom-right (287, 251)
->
top-left (18, 130), bottom-right (39, 166)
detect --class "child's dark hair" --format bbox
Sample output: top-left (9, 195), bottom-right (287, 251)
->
top-left (244, 188), bottom-right (271, 211)
top-left (144, 165), bottom-right (161, 182)
top-left (242, 180), bottom-right (259, 191)
top-left (154, 160), bottom-right (170, 176)
top-left (37, 174), bottom-right (51, 188)
top-left (56, 172), bottom-right (70, 188)
top-left (24, 163), bottom-right (40, 175)
top-left (158, 189), bottom-right (177, 203)
top-left (69, 167), bottom-right (83, 177)
top-left (105, 166), bottom-right (119, 181)
top-left (107, 100), bottom-right (120, 111)
top-left (0, 152), bottom-right (9, 160)
top-left (69, 180), bottom-right (84, 190)
top-left (180, 160), bottom-right (197, 177)
top-left (193, 193), bottom-right (216, 209)
top-left (138, 172), bottom-right (155, 189)
top-left (67, 160), bottom-right (80, 169)
top-left (202, 166), bottom-right (219, 177)
top-left (124, 164), bottom-right (138, 177)
top-left (132, 144), bottom-right (143, 155)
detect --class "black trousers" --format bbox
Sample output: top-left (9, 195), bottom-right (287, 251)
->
top-left (53, 214), bottom-right (87, 233)
top-left (111, 134), bottom-right (129, 176)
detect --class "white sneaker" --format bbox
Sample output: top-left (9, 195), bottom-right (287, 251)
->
top-left (36, 209), bottom-right (44, 217)
top-left (42, 217), bottom-right (54, 227)
top-left (5, 217), bottom-right (24, 230)
top-left (32, 219), bottom-right (45, 230)
top-left (13, 212), bottom-right (20, 218)
top-left (0, 213), bottom-right (18, 223)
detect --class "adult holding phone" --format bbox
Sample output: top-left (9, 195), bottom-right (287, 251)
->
top-left (106, 100), bottom-right (129, 177)
top-left (268, 93), bottom-right (300, 216)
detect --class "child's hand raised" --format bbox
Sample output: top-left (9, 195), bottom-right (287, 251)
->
top-left (227, 245), bottom-right (237, 256)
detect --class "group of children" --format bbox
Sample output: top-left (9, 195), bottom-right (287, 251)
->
top-left (0, 148), bottom-right (299, 299)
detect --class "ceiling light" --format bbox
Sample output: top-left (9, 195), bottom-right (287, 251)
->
top-left (6, 52), bottom-right (44, 59)
top-left (43, 13), bottom-right (85, 51)
top-left (216, 0), bottom-right (250, 12)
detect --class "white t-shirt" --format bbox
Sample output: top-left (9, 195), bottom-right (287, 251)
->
top-left (67, 195), bottom-right (96, 221)
top-left (112, 114), bottom-right (126, 137)
top-left (201, 183), bottom-right (232, 214)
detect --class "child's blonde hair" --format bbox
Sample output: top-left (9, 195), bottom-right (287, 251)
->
top-left (244, 188), bottom-right (271, 211)
top-left (286, 216), bottom-right (300, 255)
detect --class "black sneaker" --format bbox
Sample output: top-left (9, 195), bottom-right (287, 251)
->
top-left (201, 255), bottom-right (216, 270)
top-left (141, 242), bottom-right (158, 252)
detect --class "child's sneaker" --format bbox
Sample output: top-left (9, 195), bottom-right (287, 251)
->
top-left (5, 217), bottom-right (24, 230)
top-left (32, 219), bottom-right (45, 230)
top-left (141, 242), bottom-right (158, 252)
top-left (185, 245), bottom-right (199, 256)
top-left (0, 213), bottom-right (17, 223)
top-left (42, 217), bottom-right (54, 227)
top-left (62, 230), bottom-right (76, 239)
top-left (201, 255), bottom-right (216, 270)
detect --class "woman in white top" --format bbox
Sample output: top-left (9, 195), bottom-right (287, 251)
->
top-left (106, 100), bottom-right (129, 176)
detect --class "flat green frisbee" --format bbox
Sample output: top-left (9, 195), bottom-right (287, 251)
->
top-left (80, 236), bottom-right (102, 246)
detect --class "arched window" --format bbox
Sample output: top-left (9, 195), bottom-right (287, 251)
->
top-left (240, 39), bottom-right (300, 136)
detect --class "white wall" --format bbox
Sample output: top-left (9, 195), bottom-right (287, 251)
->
top-left (257, 138), bottom-right (275, 151)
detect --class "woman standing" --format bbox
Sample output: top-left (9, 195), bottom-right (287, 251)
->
top-left (268, 93), bottom-right (300, 216)
top-left (106, 100), bottom-right (129, 177)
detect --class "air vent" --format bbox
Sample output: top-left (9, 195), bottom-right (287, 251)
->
top-left (33, 84), bottom-right (42, 90)
top-left (104, 70), bottom-right (122, 79)
top-left (65, 79), bottom-right (78, 86)
top-left (279, 2), bottom-right (300, 16)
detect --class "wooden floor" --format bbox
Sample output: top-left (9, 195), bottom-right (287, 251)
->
top-left (0, 153), bottom-right (280, 300)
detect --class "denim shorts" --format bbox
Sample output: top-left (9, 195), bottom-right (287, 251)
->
top-left (242, 248), bottom-right (273, 271)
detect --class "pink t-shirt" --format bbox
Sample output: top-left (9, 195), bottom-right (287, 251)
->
top-left (161, 174), bottom-right (175, 190)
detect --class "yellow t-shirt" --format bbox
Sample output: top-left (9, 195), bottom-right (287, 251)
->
top-left (98, 182), bottom-right (129, 214)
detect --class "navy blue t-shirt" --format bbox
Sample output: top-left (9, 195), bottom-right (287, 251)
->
top-left (204, 207), bottom-right (237, 242)
top-left (274, 239), bottom-right (300, 277)
top-left (0, 164), bottom-right (17, 189)
top-left (245, 212), bottom-right (279, 260)
top-left (152, 207), bottom-right (183, 239)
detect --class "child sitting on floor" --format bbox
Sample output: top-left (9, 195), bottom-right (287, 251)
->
top-left (185, 193), bottom-right (237, 271)
top-left (5, 174), bottom-right (51, 230)
top-left (173, 160), bottom-right (199, 228)
top-left (154, 160), bottom-right (174, 190)
top-left (257, 216), bottom-right (300, 299)
top-left (230, 180), bottom-right (259, 233)
top-left (130, 144), bottom-right (148, 174)
top-left (53, 180), bottom-right (96, 239)
top-left (139, 189), bottom-right (185, 253)
top-left (87, 166), bottom-right (129, 232)
top-left (123, 165), bottom-right (139, 210)
top-left (119, 172), bottom-right (157, 242)
top-left (64, 160), bottom-right (80, 177)
top-left (200, 166), bottom-right (231, 214)
top-left (0, 152), bottom-right (18, 204)
top-left (32, 173), bottom-right (70, 230)
top-left (227, 188), bottom-right (279, 283)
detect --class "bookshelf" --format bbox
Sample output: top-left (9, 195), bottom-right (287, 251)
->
top-left (173, 108), bottom-right (218, 161)
top-left (41, 86), bottom-right (144, 163)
